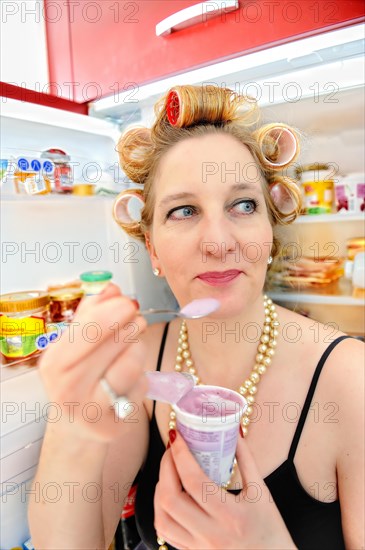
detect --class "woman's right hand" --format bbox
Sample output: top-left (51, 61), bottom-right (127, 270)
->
top-left (38, 283), bottom-right (148, 443)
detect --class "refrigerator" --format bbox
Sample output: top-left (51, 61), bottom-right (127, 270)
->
top-left (1, 22), bottom-right (364, 548)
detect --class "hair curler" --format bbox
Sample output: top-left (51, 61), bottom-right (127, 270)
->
top-left (112, 189), bottom-right (145, 227)
top-left (255, 124), bottom-right (299, 169)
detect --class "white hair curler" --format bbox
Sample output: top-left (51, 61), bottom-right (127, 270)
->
top-left (256, 124), bottom-right (299, 169)
top-left (112, 190), bottom-right (145, 227)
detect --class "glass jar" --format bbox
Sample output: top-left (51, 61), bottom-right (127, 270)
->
top-left (41, 148), bottom-right (73, 194)
top-left (49, 288), bottom-right (84, 323)
top-left (296, 163), bottom-right (335, 215)
top-left (0, 291), bottom-right (50, 364)
top-left (80, 271), bottom-right (113, 296)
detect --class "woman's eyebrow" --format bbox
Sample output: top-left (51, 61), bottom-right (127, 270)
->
top-left (158, 183), bottom-right (260, 209)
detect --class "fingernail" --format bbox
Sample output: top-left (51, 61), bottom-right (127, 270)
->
top-left (131, 298), bottom-right (140, 310)
top-left (239, 424), bottom-right (245, 438)
top-left (168, 429), bottom-right (177, 445)
top-left (166, 441), bottom-right (171, 450)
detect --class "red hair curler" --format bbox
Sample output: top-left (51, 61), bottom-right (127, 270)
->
top-left (166, 89), bottom-right (181, 126)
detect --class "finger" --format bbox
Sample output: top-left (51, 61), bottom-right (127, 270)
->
top-left (76, 282), bottom-right (122, 313)
top-left (235, 434), bottom-right (264, 489)
top-left (155, 507), bottom-right (195, 550)
top-left (169, 432), bottom-right (224, 513)
top-left (40, 297), bottom-right (145, 374)
top-left (158, 444), bottom-right (184, 495)
top-left (156, 448), bottom-right (210, 528)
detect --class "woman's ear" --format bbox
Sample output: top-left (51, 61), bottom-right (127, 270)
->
top-left (145, 232), bottom-right (162, 275)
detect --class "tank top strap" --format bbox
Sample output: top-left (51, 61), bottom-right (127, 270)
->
top-left (288, 335), bottom-right (354, 461)
top-left (152, 322), bottom-right (170, 415)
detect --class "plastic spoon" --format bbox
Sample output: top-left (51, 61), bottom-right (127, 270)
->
top-left (139, 298), bottom-right (220, 319)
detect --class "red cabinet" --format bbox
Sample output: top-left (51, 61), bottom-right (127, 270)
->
top-left (45, 0), bottom-right (365, 103)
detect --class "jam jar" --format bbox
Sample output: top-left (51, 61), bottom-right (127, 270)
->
top-left (49, 287), bottom-right (84, 323)
top-left (0, 291), bottom-right (50, 364)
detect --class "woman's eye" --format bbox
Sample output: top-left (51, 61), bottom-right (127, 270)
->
top-left (167, 206), bottom-right (196, 220)
top-left (231, 199), bottom-right (257, 215)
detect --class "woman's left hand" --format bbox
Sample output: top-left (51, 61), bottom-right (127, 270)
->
top-left (154, 431), bottom-right (297, 550)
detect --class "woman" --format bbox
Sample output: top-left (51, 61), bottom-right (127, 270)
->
top-left (29, 86), bottom-right (364, 550)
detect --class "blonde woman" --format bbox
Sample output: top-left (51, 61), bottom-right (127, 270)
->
top-left (29, 85), bottom-right (364, 550)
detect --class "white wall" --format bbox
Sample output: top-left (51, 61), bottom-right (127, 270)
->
top-left (0, 0), bottom-right (49, 91)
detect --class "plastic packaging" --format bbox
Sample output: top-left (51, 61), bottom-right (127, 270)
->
top-left (335, 173), bottom-right (365, 213)
top-left (13, 157), bottom-right (53, 195)
top-left (344, 251), bottom-right (365, 289)
top-left (80, 271), bottom-right (113, 295)
top-left (0, 291), bottom-right (50, 363)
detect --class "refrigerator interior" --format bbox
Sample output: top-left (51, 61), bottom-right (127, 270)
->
top-left (0, 100), bottom-right (178, 312)
top-left (0, 23), bottom-right (364, 549)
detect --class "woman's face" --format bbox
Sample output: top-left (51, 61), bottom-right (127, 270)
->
top-left (146, 133), bottom-right (273, 317)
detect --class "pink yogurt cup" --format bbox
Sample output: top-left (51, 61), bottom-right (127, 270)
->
top-left (173, 385), bottom-right (247, 486)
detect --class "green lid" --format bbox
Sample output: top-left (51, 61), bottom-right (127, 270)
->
top-left (80, 271), bottom-right (113, 282)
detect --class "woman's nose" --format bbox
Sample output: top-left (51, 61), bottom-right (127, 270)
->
top-left (199, 215), bottom-right (238, 262)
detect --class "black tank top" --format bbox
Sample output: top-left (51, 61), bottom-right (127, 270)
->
top-left (135, 324), bottom-right (351, 550)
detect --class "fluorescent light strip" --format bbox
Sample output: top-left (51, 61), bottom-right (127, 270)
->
top-left (91, 24), bottom-right (364, 112)
top-left (1, 98), bottom-right (119, 137)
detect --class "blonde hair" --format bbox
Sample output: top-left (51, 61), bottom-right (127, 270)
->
top-left (115, 85), bottom-right (302, 260)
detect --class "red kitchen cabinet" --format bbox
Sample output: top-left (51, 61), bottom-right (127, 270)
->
top-left (45, 0), bottom-right (365, 103)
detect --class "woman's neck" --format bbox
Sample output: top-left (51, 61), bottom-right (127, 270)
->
top-left (182, 294), bottom-right (268, 388)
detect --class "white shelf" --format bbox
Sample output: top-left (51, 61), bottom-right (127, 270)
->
top-left (295, 213), bottom-right (365, 224)
top-left (267, 277), bottom-right (364, 306)
top-left (268, 291), bottom-right (364, 306)
top-left (0, 193), bottom-right (118, 203)
top-left (1, 98), bottom-right (119, 139)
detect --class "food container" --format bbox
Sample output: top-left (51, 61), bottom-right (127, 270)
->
top-left (0, 291), bottom-right (50, 363)
top-left (80, 271), bottom-right (113, 295)
top-left (13, 157), bottom-right (53, 195)
top-left (49, 287), bottom-right (84, 323)
top-left (72, 184), bottom-right (95, 196)
top-left (334, 173), bottom-right (365, 213)
top-left (0, 159), bottom-right (8, 183)
top-left (296, 163), bottom-right (335, 215)
top-left (41, 148), bottom-right (73, 193)
top-left (346, 237), bottom-right (365, 261)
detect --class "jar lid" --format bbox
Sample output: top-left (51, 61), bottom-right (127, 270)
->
top-left (49, 288), bottom-right (84, 300)
top-left (41, 148), bottom-right (71, 162)
top-left (80, 271), bottom-right (113, 282)
top-left (0, 291), bottom-right (50, 312)
top-left (73, 184), bottom-right (95, 196)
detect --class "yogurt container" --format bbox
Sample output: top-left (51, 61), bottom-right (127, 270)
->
top-left (173, 385), bottom-right (247, 486)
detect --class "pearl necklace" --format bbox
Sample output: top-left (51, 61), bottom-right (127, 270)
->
top-left (157, 295), bottom-right (279, 550)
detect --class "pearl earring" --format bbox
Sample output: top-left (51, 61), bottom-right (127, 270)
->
top-left (267, 256), bottom-right (273, 265)
top-left (153, 268), bottom-right (160, 276)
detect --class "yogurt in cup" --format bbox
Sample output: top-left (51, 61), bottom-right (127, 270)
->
top-left (173, 385), bottom-right (247, 486)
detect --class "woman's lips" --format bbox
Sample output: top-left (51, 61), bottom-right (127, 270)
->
top-left (196, 270), bottom-right (242, 286)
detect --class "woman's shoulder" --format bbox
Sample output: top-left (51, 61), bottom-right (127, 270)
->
top-left (139, 320), bottom-right (171, 372)
top-left (276, 304), bottom-right (364, 388)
